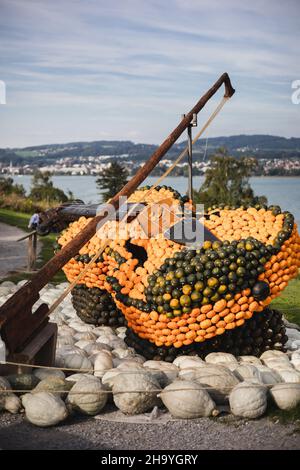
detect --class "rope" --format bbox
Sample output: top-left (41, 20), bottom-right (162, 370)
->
top-left (0, 382), bottom-right (278, 395)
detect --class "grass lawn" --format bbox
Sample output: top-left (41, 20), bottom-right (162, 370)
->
top-left (0, 208), bottom-right (66, 283)
top-left (271, 276), bottom-right (300, 326)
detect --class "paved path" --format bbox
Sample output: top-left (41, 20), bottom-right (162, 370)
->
top-left (0, 411), bottom-right (299, 450)
top-left (0, 222), bottom-right (40, 279)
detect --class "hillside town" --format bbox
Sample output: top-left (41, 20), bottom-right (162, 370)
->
top-left (1, 154), bottom-right (300, 177)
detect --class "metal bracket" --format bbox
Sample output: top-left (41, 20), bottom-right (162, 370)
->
top-left (181, 113), bottom-right (198, 201)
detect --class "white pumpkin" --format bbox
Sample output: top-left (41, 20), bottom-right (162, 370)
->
top-left (143, 361), bottom-right (178, 386)
top-left (57, 326), bottom-right (76, 337)
top-left (83, 343), bottom-right (111, 356)
top-left (73, 332), bottom-right (97, 342)
top-left (112, 371), bottom-right (160, 415)
top-left (63, 353), bottom-right (93, 372)
top-left (93, 352), bottom-right (113, 378)
top-left (33, 376), bottom-right (72, 398)
top-left (67, 377), bottom-right (107, 415)
top-left (254, 365), bottom-right (281, 385)
top-left (4, 394), bottom-right (21, 414)
top-left (0, 377), bottom-right (11, 410)
top-left (33, 368), bottom-right (65, 381)
top-left (22, 392), bottom-right (68, 427)
top-left (102, 369), bottom-right (122, 389)
top-left (0, 376), bottom-right (10, 390)
top-left (57, 345), bottom-right (86, 357)
top-left (159, 380), bottom-right (218, 419)
top-left (291, 351), bottom-right (300, 371)
top-left (116, 360), bottom-right (144, 370)
top-left (205, 352), bottom-right (238, 366)
top-left (74, 340), bottom-right (95, 350)
top-left (68, 322), bottom-right (94, 333)
top-left (57, 336), bottom-right (75, 347)
top-left (93, 326), bottom-right (115, 336)
top-left (112, 348), bottom-right (135, 359)
top-left (262, 356), bottom-right (292, 370)
top-left (229, 382), bottom-right (267, 419)
top-left (276, 369), bottom-right (300, 383)
top-left (176, 357), bottom-right (206, 370)
top-left (173, 355), bottom-right (203, 368)
top-left (260, 350), bottom-right (289, 362)
top-left (65, 373), bottom-right (96, 383)
top-left (270, 383), bottom-right (300, 410)
top-left (89, 349), bottom-right (112, 364)
top-left (238, 356), bottom-right (262, 365)
top-left (179, 364), bottom-right (239, 404)
top-left (233, 364), bottom-right (262, 383)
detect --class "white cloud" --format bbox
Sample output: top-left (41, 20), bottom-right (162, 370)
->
top-left (0, 0), bottom-right (299, 146)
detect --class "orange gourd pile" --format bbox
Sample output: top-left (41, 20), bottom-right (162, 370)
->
top-left (58, 187), bottom-right (300, 349)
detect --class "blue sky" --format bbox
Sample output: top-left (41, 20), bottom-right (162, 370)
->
top-left (0, 0), bottom-right (299, 147)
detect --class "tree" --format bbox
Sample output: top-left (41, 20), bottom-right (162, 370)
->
top-left (0, 176), bottom-right (25, 196)
top-left (29, 170), bottom-right (70, 203)
top-left (96, 162), bottom-right (128, 202)
top-left (193, 148), bottom-right (267, 208)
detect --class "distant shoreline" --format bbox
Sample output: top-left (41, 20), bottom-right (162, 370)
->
top-left (5, 174), bottom-right (300, 178)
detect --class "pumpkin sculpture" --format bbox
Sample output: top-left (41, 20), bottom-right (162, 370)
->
top-left (57, 186), bottom-right (300, 360)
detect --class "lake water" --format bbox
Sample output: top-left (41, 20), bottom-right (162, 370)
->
top-left (12, 174), bottom-right (300, 226)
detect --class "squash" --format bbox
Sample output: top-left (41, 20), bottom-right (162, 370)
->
top-left (254, 365), bottom-right (281, 385)
top-left (73, 332), bottom-right (97, 342)
top-left (276, 369), bottom-right (300, 383)
top-left (205, 352), bottom-right (238, 366)
top-left (83, 342), bottom-right (111, 356)
top-left (66, 373), bottom-right (96, 383)
top-left (63, 353), bottom-right (93, 372)
top-left (159, 380), bottom-right (218, 418)
top-left (4, 394), bottom-right (21, 414)
top-left (60, 194), bottom-right (300, 360)
top-left (270, 383), bottom-right (300, 410)
top-left (102, 369), bottom-right (122, 389)
top-left (21, 392), bottom-right (68, 427)
top-left (112, 371), bottom-right (161, 415)
top-left (0, 376), bottom-right (21, 414)
top-left (173, 356), bottom-right (203, 368)
top-left (175, 357), bottom-right (206, 370)
top-left (67, 376), bottom-right (107, 415)
top-left (33, 368), bottom-right (65, 381)
top-left (260, 350), bottom-right (289, 362)
top-left (33, 376), bottom-right (73, 398)
top-left (179, 364), bottom-right (239, 404)
top-left (233, 364), bottom-right (261, 383)
top-left (143, 361), bottom-right (178, 386)
top-left (112, 348), bottom-right (135, 359)
top-left (0, 377), bottom-right (10, 410)
top-left (229, 382), bottom-right (268, 418)
top-left (0, 376), bottom-right (10, 391)
top-left (93, 352), bottom-right (113, 378)
top-left (6, 373), bottom-right (39, 391)
top-left (74, 340), bottom-right (95, 350)
top-left (57, 335), bottom-right (75, 347)
top-left (291, 351), bottom-right (300, 371)
top-left (238, 356), bottom-right (262, 365)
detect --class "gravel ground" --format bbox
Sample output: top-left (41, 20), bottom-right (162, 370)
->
top-left (0, 222), bottom-right (40, 278)
top-left (0, 411), bottom-right (299, 450)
